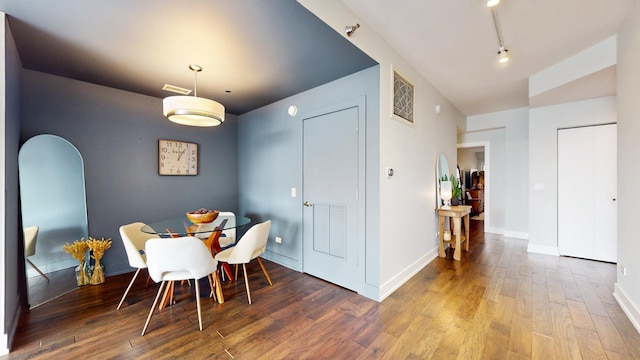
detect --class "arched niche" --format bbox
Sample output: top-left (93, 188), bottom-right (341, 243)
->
top-left (19, 135), bottom-right (88, 306)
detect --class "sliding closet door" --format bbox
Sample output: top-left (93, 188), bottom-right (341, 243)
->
top-left (558, 124), bottom-right (617, 263)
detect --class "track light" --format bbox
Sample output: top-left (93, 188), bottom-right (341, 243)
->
top-left (491, 8), bottom-right (510, 64)
top-left (497, 46), bottom-right (509, 63)
top-left (487, 0), bottom-right (500, 7)
top-left (345, 24), bottom-right (360, 37)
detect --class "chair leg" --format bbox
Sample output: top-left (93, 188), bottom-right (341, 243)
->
top-left (214, 270), bottom-right (224, 304)
top-left (235, 264), bottom-right (239, 281)
top-left (117, 268), bottom-right (141, 310)
top-left (208, 274), bottom-right (215, 299)
top-left (195, 279), bottom-right (203, 331)
top-left (142, 281), bottom-right (166, 336)
top-left (242, 263), bottom-right (252, 304)
top-left (256, 257), bottom-right (272, 286)
top-left (26, 259), bottom-right (49, 282)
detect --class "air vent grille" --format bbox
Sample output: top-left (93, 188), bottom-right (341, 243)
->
top-left (162, 84), bottom-right (192, 95)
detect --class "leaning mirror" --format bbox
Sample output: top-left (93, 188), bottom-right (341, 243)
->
top-left (19, 134), bottom-right (89, 308)
top-left (436, 153), bottom-right (449, 208)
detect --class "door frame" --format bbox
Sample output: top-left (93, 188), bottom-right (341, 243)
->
top-left (300, 96), bottom-right (367, 294)
top-left (457, 141), bottom-right (491, 230)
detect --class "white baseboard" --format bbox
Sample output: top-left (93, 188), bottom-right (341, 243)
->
top-left (613, 283), bottom-right (640, 334)
top-left (527, 243), bottom-right (560, 256)
top-left (261, 250), bottom-right (301, 272)
top-left (1, 334), bottom-right (7, 356)
top-left (504, 230), bottom-right (529, 240)
top-left (379, 247), bottom-right (438, 301)
top-left (485, 226), bottom-right (504, 235)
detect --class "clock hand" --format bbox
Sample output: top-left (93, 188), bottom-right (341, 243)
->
top-left (177, 148), bottom-right (186, 161)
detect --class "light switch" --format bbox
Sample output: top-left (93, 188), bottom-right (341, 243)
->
top-left (291, 187), bottom-right (297, 197)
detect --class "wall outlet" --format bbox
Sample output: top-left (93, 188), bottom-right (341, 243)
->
top-left (275, 236), bottom-right (282, 244)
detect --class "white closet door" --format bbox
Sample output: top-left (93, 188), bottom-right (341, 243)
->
top-left (558, 124), bottom-right (617, 263)
top-left (593, 124), bottom-right (617, 262)
top-left (558, 127), bottom-right (595, 259)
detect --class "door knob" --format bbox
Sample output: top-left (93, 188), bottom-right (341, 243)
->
top-left (303, 201), bottom-right (312, 207)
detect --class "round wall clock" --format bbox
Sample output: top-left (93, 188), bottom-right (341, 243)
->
top-left (158, 139), bottom-right (198, 175)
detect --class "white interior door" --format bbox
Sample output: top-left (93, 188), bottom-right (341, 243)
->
top-left (558, 124), bottom-right (617, 262)
top-left (593, 124), bottom-right (617, 262)
top-left (303, 104), bottom-right (360, 291)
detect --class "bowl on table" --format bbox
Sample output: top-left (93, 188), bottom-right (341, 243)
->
top-left (186, 209), bottom-right (219, 224)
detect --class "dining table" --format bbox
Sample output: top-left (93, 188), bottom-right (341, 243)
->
top-left (141, 213), bottom-right (251, 304)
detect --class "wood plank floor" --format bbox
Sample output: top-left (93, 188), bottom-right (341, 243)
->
top-left (3, 221), bottom-right (640, 359)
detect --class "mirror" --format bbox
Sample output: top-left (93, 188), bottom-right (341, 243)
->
top-left (19, 135), bottom-right (89, 308)
top-left (436, 153), bottom-right (449, 207)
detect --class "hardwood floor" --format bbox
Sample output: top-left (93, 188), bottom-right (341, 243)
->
top-left (4, 221), bottom-right (640, 359)
top-left (27, 267), bottom-right (77, 309)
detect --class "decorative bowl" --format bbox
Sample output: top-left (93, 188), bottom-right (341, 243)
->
top-left (186, 209), bottom-right (219, 224)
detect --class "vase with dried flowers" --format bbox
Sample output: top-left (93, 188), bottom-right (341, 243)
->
top-left (86, 237), bottom-right (112, 285)
top-left (62, 239), bottom-right (90, 286)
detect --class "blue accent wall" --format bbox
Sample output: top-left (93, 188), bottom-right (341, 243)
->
top-left (4, 17), bottom-right (24, 348)
top-left (237, 65), bottom-right (380, 297)
top-left (19, 70), bottom-right (239, 276)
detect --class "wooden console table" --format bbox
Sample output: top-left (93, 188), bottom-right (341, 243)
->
top-left (437, 205), bottom-right (471, 261)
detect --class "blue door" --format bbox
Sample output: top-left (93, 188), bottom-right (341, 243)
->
top-left (303, 103), bottom-right (361, 291)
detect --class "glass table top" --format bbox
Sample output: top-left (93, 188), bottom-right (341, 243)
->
top-left (140, 214), bottom-right (251, 237)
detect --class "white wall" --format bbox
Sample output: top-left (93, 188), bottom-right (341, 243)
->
top-left (297, 0), bottom-right (464, 300)
top-left (615, 1), bottom-right (640, 333)
top-left (528, 96), bottom-right (616, 255)
top-left (460, 107), bottom-right (529, 238)
top-left (457, 147), bottom-right (483, 174)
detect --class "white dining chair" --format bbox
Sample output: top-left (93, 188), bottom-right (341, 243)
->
top-left (117, 222), bottom-right (157, 310)
top-left (215, 220), bottom-right (272, 304)
top-left (23, 226), bottom-right (49, 281)
top-left (218, 211), bottom-right (236, 248)
top-left (141, 236), bottom-right (218, 336)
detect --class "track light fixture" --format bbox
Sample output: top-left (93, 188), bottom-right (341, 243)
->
top-left (491, 7), bottom-right (510, 64)
top-left (497, 46), bottom-right (509, 63)
top-left (487, 0), bottom-right (500, 7)
top-left (345, 23), bottom-right (360, 37)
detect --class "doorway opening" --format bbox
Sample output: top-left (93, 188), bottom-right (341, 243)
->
top-left (457, 142), bottom-right (490, 227)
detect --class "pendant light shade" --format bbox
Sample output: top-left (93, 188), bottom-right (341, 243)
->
top-left (163, 64), bottom-right (225, 127)
top-left (163, 96), bottom-right (225, 127)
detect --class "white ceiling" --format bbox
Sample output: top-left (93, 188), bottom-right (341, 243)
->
top-left (0, 0), bottom-right (635, 117)
top-left (341, 0), bottom-right (634, 115)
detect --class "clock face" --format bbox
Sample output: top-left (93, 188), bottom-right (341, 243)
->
top-left (158, 139), bottom-right (198, 176)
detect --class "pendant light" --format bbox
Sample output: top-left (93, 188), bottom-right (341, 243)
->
top-left (163, 65), bottom-right (225, 127)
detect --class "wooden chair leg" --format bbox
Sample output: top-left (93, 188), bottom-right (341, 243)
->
top-left (159, 281), bottom-right (174, 310)
top-left (195, 280), bottom-right (203, 331)
top-left (256, 258), bottom-right (272, 286)
top-left (26, 259), bottom-right (49, 282)
top-left (117, 268), bottom-right (141, 310)
top-left (142, 281), bottom-right (166, 336)
top-left (242, 263), bottom-right (252, 304)
top-left (235, 264), bottom-right (239, 280)
top-left (214, 270), bottom-right (225, 304)
top-left (208, 274), bottom-right (215, 299)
